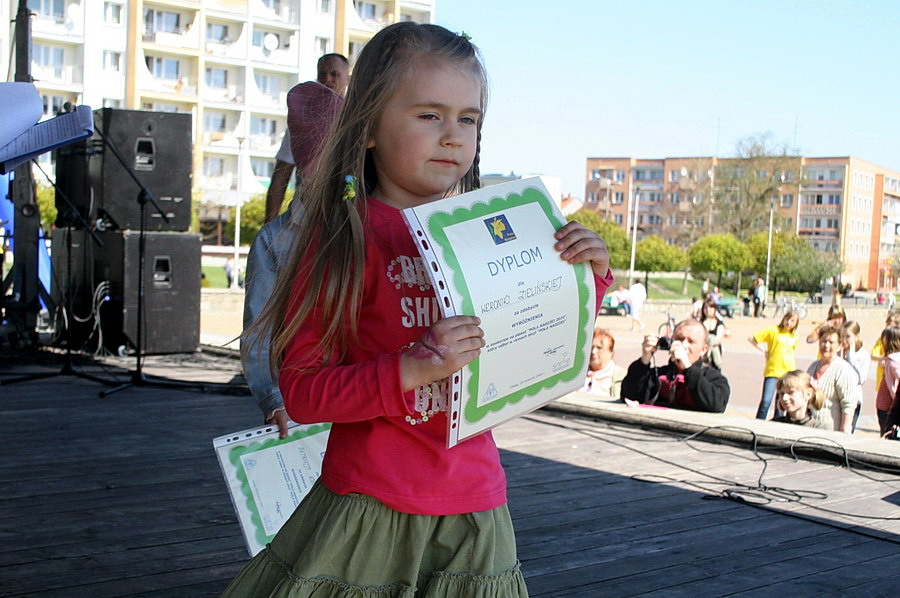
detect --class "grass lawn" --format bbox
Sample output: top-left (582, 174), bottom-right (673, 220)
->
top-left (202, 265), bottom-right (229, 288)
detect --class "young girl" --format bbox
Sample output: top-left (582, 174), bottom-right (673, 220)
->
top-left (773, 370), bottom-right (834, 430)
top-left (805, 304), bottom-right (846, 344)
top-left (841, 320), bottom-right (867, 432)
top-left (749, 311), bottom-right (800, 419)
top-left (224, 23), bottom-right (612, 597)
top-left (875, 325), bottom-right (900, 436)
top-left (699, 297), bottom-right (726, 370)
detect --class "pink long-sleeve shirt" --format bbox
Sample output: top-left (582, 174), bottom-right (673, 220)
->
top-left (280, 197), bottom-right (612, 515)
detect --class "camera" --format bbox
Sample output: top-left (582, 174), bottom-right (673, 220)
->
top-left (656, 336), bottom-right (672, 350)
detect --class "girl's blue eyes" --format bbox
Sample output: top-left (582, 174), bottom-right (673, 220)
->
top-left (418, 113), bottom-right (477, 124)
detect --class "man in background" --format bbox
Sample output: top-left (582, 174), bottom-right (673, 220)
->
top-left (264, 53), bottom-right (349, 222)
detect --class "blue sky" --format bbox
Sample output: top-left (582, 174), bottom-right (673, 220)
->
top-left (434, 0), bottom-right (900, 197)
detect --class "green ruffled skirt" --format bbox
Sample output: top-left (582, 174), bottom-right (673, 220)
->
top-left (221, 481), bottom-right (529, 597)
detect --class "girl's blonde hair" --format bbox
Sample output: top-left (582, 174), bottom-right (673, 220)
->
top-left (826, 305), bottom-right (846, 322)
top-left (842, 320), bottom-right (862, 351)
top-left (881, 325), bottom-right (900, 355)
top-left (777, 310), bottom-right (799, 333)
top-left (252, 23), bottom-right (488, 374)
top-left (777, 370), bottom-right (825, 410)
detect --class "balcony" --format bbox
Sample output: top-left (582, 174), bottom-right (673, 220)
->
top-left (798, 205), bottom-right (841, 216)
top-left (202, 83), bottom-right (245, 104)
top-left (143, 24), bottom-right (200, 50)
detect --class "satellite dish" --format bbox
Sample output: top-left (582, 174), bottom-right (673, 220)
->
top-left (263, 33), bottom-right (279, 51)
top-left (66, 3), bottom-right (80, 21)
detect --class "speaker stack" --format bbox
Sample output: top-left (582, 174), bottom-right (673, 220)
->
top-left (52, 109), bottom-right (200, 354)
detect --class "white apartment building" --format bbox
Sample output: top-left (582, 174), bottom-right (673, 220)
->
top-left (2, 0), bottom-right (434, 239)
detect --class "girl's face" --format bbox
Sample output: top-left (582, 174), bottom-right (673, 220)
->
top-left (704, 304), bottom-right (717, 318)
top-left (843, 330), bottom-right (857, 351)
top-left (368, 58), bottom-right (482, 209)
top-left (778, 387), bottom-right (812, 418)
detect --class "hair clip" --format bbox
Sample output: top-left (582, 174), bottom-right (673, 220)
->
top-left (342, 175), bottom-right (357, 201)
top-left (459, 31), bottom-right (472, 41)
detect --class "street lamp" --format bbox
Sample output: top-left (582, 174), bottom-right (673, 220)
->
top-left (764, 174), bottom-right (787, 293)
top-left (628, 186), bottom-right (641, 287)
top-left (231, 136), bottom-right (245, 290)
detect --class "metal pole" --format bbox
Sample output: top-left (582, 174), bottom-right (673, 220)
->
top-left (765, 203), bottom-right (774, 289)
top-left (628, 187), bottom-right (640, 287)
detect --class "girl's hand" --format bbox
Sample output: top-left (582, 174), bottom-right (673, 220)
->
top-left (554, 222), bottom-right (610, 277)
top-left (400, 316), bottom-right (484, 391)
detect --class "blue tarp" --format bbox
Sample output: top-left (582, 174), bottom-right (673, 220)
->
top-left (1, 172), bottom-right (53, 308)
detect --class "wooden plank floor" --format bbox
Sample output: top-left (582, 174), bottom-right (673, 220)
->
top-left (1, 349), bottom-right (899, 597)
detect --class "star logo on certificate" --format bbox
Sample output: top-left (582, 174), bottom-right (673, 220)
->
top-left (484, 214), bottom-right (516, 244)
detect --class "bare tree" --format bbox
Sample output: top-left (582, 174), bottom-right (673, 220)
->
top-left (713, 132), bottom-right (802, 242)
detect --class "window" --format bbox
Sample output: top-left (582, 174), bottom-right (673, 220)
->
top-left (33, 44), bottom-right (65, 78)
top-left (252, 159), bottom-right (274, 178)
top-left (142, 102), bottom-right (180, 112)
top-left (253, 30), bottom-right (289, 50)
top-left (250, 116), bottom-right (277, 136)
top-left (146, 56), bottom-right (180, 80)
top-left (102, 98), bottom-right (122, 108)
top-left (144, 9), bottom-right (181, 34)
top-left (315, 36), bottom-right (329, 56)
top-left (613, 192), bottom-right (624, 204)
top-left (615, 170), bottom-right (625, 182)
top-left (613, 214), bottom-right (624, 225)
top-left (261, 0), bottom-right (281, 10)
top-left (102, 50), bottom-right (122, 71)
top-left (103, 1), bottom-right (122, 24)
top-left (28, 0), bottom-right (64, 21)
top-left (206, 23), bottom-right (229, 42)
top-left (41, 94), bottom-right (65, 117)
top-left (669, 170), bottom-right (681, 182)
top-left (204, 157), bottom-right (225, 177)
top-left (206, 67), bottom-right (228, 88)
top-left (587, 191), bottom-right (598, 203)
top-left (319, 0), bottom-right (331, 12)
top-left (254, 73), bottom-right (280, 96)
top-left (827, 194), bottom-right (841, 205)
top-left (756, 169), bottom-right (767, 178)
top-left (668, 192), bottom-right (680, 204)
top-left (205, 112), bottom-right (227, 132)
top-left (354, 1), bottom-right (376, 20)
top-left (780, 194), bottom-right (794, 207)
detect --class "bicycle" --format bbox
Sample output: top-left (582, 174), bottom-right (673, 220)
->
top-left (763, 295), bottom-right (808, 319)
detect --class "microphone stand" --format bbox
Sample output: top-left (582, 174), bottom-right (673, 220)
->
top-left (0, 158), bottom-right (118, 386)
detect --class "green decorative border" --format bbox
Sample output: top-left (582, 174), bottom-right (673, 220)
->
top-left (228, 423), bottom-right (331, 547)
top-left (425, 187), bottom-right (591, 424)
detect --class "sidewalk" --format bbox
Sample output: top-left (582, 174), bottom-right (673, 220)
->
top-left (198, 289), bottom-right (900, 466)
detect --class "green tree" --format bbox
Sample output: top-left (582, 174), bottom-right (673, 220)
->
top-left (745, 230), bottom-right (789, 276)
top-left (714, 132), bottom-right (802, 242)
top-left (688, 233), bottom-right (752, 290)
top-left (635, 235), bottom-right (686, 286)
top-left (225, 193), bottom-right (266, 245)
top-left (772, 236), bottom-right (842, 297)
top-left (568, 208), bottom-right (631, 270)
top-left (35, 183), bottom-right (57, 231)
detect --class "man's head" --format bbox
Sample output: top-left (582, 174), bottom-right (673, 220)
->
top-left (671, 319), bottom-right (709, 367)
top-left (316, 53), bottom-right (350, 96)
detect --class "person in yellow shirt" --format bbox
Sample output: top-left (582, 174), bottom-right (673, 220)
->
top-left (870, 309), bottom-right (900, 404)
top-left (749, 311), bottom-right (800, 419)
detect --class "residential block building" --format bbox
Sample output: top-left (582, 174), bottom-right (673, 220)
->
top-left (2, 0), bottom-right (434, 241)
top-left (584, 155), bottom-right (900, 291)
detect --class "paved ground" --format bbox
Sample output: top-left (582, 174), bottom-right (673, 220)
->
top-left (198, 290), bottom-right (893, 438)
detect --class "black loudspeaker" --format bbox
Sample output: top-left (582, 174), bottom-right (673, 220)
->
top-left (90, 109), bottom-right (193, 232)
top-left (93, 231), bottom-right (201, 354)
top-left (53, 139), bottom-right (94, 228)
top-left (50, 229), bottom-right (98, 349)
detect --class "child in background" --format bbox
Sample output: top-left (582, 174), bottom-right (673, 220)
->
top-left (875, 326), bottom-right (900, 436)
top-left (841, 320), bottom-right (868, 432)
top-left (773, 370), bottom-right (833, 430)
top-left (749, 311), bottom-right (800, 419)
top-left (224, 23), bottom-right (612, 596)
top-left (869, 309), bottom-right (900, 410)
top-left (805, 304), bottom-right (847, 344)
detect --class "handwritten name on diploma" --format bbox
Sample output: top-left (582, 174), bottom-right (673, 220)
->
top-left (486, 246), bottom-right (543, 276)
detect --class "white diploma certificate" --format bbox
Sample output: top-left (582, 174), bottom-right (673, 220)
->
top-left (403, 177), bottom-right (596, 447)
top-left (213, 422), bottom-right (330, 556)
